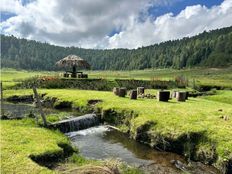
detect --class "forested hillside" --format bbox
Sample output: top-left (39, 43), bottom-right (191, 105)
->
top-left (1, 26), bottom-right (232, 70)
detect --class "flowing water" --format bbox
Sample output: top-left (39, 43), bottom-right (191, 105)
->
top-left (2, 102), bottom-right (220, 174)
top-left (1, 102), bottom-right (39, 118)
top-left (67, 126), bottom-right (220, 174)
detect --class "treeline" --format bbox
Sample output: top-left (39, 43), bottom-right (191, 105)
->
top-left (1, 26), bottom-right (232, 70)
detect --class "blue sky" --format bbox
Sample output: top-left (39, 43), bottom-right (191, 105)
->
top-left (0, 0), bottom-right (231, 48)
top-left (148, 0), bottom-right (223, 18)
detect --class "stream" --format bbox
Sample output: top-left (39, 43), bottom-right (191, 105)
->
top-left (2, 102), bottom-right (220, 174)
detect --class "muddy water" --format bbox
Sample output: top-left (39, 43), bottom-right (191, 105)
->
top-left (67, 126), bottom-right (220, 174)
top-left (1, 102), bottom-right (78, 118)
top-left (2, 102), bottom-right (220, 174)
top-left (1, 102), bottom-right (39, 118)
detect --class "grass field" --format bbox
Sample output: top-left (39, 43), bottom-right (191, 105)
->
top-left (0, 119), bottom-right (69, 173)
top-left (203, 90), bottom-right (232, 105)
top-left (87, 67), bottom-right (232, 88)
top-left (3, 89), bottom-right (232, 165)
top-left (1, 67), bottom-right (232, 89)
top-left (1, 68), bottom-right (232, 173)
top-left (0, 68), bottom-right (56, 89)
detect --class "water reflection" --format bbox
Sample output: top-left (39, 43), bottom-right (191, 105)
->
top-left (69, 126), bottom-right (220, 174)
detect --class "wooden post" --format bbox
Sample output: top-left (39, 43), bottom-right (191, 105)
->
top-left (32, 86), bottom-right (47, 127)
top-left (185, 91), bottom-right (189, 100)
top-left (130, 90), bottom-right (137, 100)
top-left (176, 92), bottom-right (186, 102)
top-left (172, 91), bottom-right (177, 98)
top-left (113, 87), bottom-right (120, 96)
top-left (137, 87), bottom-right (145, 95)
top-left (118, 88), bottom-right (127, 97)
top-left (0, 81), bottom-right (4, 116)
top-left (157, 91), bottom-right (170, 102)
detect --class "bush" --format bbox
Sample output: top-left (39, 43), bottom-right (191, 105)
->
top-left (13, 76), bottom-right (179, 91)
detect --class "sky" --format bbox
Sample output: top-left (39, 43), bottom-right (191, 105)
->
top-left (1, 0), bottom-right (232, 49)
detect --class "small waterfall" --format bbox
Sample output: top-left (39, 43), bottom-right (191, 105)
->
top-left (51, 114), bottom-right (100, 133)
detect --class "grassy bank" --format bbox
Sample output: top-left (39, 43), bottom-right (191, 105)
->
top-left (0, 119), bottom-right (70, 173)
top-left (202, 90), bottom-right (232, 105)
top-left (3, 89), bottom-right (232, 171)
top-left (0, 118), bottom-right (143, 174)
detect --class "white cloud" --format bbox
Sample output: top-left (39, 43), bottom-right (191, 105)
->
top-left (108, 0), bottom-right (232, 48)
top-left (1, 0), bottom-right (156, 47)
top-left (1, 0), bottom-right (232, 49)
top-left (0, 0), bottom-right (25, 14)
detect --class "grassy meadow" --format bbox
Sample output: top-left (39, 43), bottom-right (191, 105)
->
top-left (1, 68), bottom-right (232, 173)
top-left (0, 68), bottom-right (57, 89)
top-left (3, 89), bottom-right (232, 160)
top-left (87, 67), bottom-right (232, 88)
top-left (1, 66), bottom-right (232, 89)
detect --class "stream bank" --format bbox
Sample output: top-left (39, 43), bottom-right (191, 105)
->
top-left (2, 98), bottom-right (227, 173)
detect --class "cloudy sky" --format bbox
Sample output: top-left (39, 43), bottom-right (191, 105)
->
top-left (1, 0), bottom-right (232, 49)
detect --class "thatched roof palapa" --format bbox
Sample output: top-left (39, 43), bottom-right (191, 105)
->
top-left (56, 55), bottom-right (90, 69)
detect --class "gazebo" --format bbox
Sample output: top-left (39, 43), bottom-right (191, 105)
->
top-left (56, 55), bottom-right (90, 78)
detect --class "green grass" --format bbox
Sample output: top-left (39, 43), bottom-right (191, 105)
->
top-left (202, 90), bottom-right (232, 105)
top-left (1, 67), bottom-right (232, 89)
top-left (0, 68), bottom-right (56, 89)
top-left (0, 119), bottom-right (69, 173)
top-left (86, 67), bottom-right (232, 88)
top-left (3, 89), bottom-right (232, 163)
top-left (0, 118), bottom-right (143, 174)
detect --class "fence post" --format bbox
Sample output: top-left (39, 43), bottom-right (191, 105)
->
top-left (32, 86), bottom-right (47, 127)
top-left (0, 81), bottom-right (4, 117)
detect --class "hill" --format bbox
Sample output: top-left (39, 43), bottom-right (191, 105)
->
top-left (1, 26), bottom-right (232, 70)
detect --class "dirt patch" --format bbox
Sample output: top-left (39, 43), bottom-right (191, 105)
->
top-left (6, 95), bottom-right (33, 103)
top-left (60, 165), bottom-right (120, 174)
top-left (134, 121), bottom-right (156, 145)
top-left (54, 101), bottom-right (72, 109)
top-left (88, 99), bottom-right (103, 106)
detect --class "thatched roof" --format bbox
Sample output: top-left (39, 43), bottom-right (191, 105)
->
top-left (56, 55), bottom-right (90, 69)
